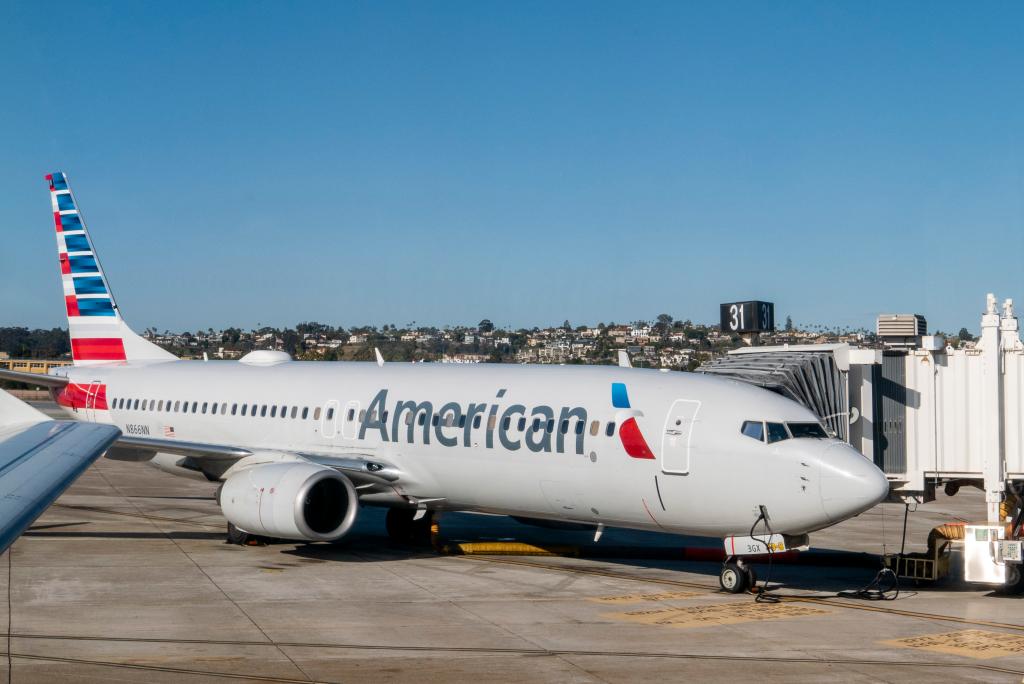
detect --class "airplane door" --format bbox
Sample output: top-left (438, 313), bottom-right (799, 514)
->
top-left (322, 400), bottom-right (340, 438)
top-left (83, 381), bottom-right (102, 422)
top-left (341, 400), bottom-right (360, 439)
top-left (661, 399), bottom-right (700, 475)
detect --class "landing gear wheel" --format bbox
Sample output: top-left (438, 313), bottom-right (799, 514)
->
top-left (226, 522), bottom-right (252, 546)
top-left (744, 565), bottom-right (758, 591)
top-left (386, 508), bottom-right (434, 546)
top-left (719, 562), bottom-right (749, 594)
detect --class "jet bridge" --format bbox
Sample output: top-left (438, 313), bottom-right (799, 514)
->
top-left (700, 294), bottom-right (1024, 527)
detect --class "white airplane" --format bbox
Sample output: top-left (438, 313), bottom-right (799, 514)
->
top-left (0, 389), bottom-right (120, 552)
top-left (1, 171), bottom-right (889, 592)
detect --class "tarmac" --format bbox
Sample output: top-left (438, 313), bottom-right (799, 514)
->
top-left (5, 402), bottom-right (1024, 683)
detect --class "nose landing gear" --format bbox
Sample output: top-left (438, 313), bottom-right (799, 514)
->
top-left (719, 558), bottom-right (757, 594)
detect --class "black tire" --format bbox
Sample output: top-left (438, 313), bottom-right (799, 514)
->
top-left (744, 565), bottom-right (758, 591)
top-left (386, 508), bottom-right (433, 545)
top-left (719, 562), bottom-right (749, 594)
top-left (226, 522), bottom-right (252, 546)
top-left (997, 564), bottom-right (1024, 595)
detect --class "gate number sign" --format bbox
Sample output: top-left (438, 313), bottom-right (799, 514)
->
top-left (720, 301), bottom-right (774, 334)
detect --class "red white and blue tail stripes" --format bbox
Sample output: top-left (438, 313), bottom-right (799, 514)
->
top-left (45, 172), bottom-right (177, 366)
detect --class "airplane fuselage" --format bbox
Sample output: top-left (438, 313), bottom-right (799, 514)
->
top-left (51, 358), bottom-right (886, 538)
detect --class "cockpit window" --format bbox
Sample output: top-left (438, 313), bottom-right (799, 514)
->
top-left (787, 422), bottom-right (828, 439)
top-left (766, 422), bottom-right (789, 444)
top-left (741, 420), bottom-right (764, 442)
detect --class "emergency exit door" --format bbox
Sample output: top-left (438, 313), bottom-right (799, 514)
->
top-left (661, 399), bottom-right (700, 475)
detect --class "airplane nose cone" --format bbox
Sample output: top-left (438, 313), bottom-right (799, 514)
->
top-left (820, 443), bottom-right (889, 523)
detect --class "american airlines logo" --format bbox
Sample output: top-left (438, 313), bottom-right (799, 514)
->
top-left (358, 388), bottom-right (589, 455)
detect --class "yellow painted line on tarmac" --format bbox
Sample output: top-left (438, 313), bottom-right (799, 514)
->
top-left (604, 601), bottom-right (830, 629)
top-left (885, 630), bottom-right (1024, 660)
top-left (589, 590), bottom-right (702, 604)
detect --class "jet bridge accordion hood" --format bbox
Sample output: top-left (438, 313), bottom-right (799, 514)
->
top-left (698, 350), bottom-right (848, 441)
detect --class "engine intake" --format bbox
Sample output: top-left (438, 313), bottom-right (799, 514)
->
top-left (220, 462), bottom-right (358, 541)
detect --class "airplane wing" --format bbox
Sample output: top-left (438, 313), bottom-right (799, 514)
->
top-left (108, 435), bottom-right (402, 487)
top-left (0, 390), bottom-right (120, 553)
top-left (0, 368), bottom-right (69, 388)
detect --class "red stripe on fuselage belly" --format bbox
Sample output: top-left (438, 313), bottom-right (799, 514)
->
top-left (71, 338), bottom-right (127, 361)
top-left (55, 382), bottom-right (108, 410)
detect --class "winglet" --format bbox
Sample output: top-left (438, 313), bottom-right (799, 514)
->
top-left (617, 350), bottom-right (632, 368)
top-left (375, 348), bottom-right (384, 367)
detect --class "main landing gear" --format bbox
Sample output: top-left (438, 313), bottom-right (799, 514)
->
top-left (385, 507), bottom-right (434, 546)
top-left (719, 558), bottom-right (757, 594)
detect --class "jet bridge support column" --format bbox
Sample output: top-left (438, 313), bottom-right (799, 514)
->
top-left (981, 294), bottom-right (1005, 524)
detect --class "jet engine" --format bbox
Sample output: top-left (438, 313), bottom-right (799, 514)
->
top-left (219, 462), bottom-right (358, 542)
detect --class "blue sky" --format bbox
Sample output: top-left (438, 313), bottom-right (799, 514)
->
top-left (1, 2), bottom-right (1021, 333)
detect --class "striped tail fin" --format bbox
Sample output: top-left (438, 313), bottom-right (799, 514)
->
top-left (47, 172), bottom-right (177, 366)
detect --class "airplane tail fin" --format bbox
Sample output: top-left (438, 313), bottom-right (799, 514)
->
top-left (46, 172), bottom-right (177, 366)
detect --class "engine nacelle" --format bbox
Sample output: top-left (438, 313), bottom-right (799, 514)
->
top-left (219, 462), bottom-right (358, 542)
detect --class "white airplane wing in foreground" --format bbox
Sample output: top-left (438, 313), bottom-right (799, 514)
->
top-left (0, 390), bottom-right (120, 552)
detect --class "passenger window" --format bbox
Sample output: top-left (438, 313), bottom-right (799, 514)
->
top-left (502, 416), bottom-right (511, 430)
top-left (787, 422), bottom-right (828, 439)
top-left (546, 419), bottom-right (555, 433)
top-left (444, 413), bottom-right (454, 427)
top-left (418, 413), bottom-right (426, 426)
top-left (231, 404), bottom-right (238, 416)
top-left (741, 421), bottom-right (764, 442)
top-left (222, 403), bottom-right (228, 415)
top-left (327, 407), bottom-right (335, 420)
top-left (575, 420), bottom-right (585, 435)
top-left (473, 415), bottom-right (482, 429)
top-left (590, 420), bottom-right (600, 436)
top-left (358, 409), bottom-right (366, 421)
top-left (432, 414), bottom-right (440, 427)
top-left (291, 406), bottom-right (297, 419)
top-left (767, 422), bottom-right (789, 444)
top-left (605, 421), bottom-right (616, 437)
top-left (405, 412), bottom-right (414, 426)
top-left (203, 402), bottom-right (209, 414)
top-left (458, 415), bottom-right (466, 428)
top-left (532, 418), bottom-right (542, 431)
top-left (314, 407), bottom-right (322, 420)
top-left (347, 409), bottom-right (355, 421)
top-left (518, 417), bottom-right (527, 431)
top-left (560, 420), bottom-right (569, 434)
top-left (302, 407), bottom-right (308, 420)
top-left (487, 415), bottom-right (496, 431)
top-left (260, 405), bottom-right (267, 417)
top-left (141, 400), bottom-right (148, 411)
top-left (173, 400), bottom-right (180, 412)
top-left (382, 410), bottom-right (389, 422)
top-left (192, 402), bottom-right (198, 413)
top-left (157, 400), bottom-right (163, 411)
top-left (270, 406), bottom-right (277, 418)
